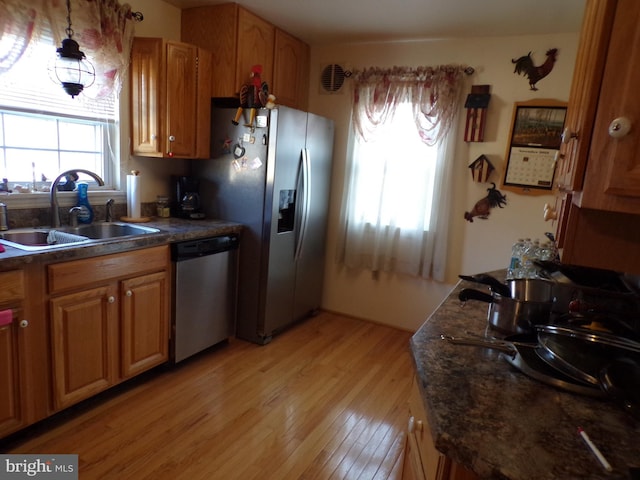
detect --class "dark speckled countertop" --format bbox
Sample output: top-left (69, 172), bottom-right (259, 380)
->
top-left (410, 274), bottom-right (640, 480)
top-left (0, 217), bottom-right (243, 270)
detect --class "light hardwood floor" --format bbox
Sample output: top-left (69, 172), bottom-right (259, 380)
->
top-left (2, 312), bottom-right (415, 479)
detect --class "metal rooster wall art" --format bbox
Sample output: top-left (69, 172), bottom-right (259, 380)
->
top-left (464, 183), bottom-right (507, 222)
top-left (511, 48), bottom-right (558, 91)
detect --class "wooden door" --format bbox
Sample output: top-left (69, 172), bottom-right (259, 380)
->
top-left (273, 29), bottom-right (310, 109)
top-left (0, 316), bottom-right (22, 437)
top-left (165, 42), bottom-right (198, 158)
top-left (195, 47), bottom-right (213, 159)
top-left (181, 3), bottom-right (238, 97)
top-left (50, 286), bottom-right (118, 410)
top-left (555, 0), bottom-right (615, 193)
top-left (120, 271), bottom-right (169, 379)
top-left (236, 8), bottom-right (274, 97)
top-left (579, 0), bottom-right (640, 213)
top-left (130, 37), bottom-right (163, 157)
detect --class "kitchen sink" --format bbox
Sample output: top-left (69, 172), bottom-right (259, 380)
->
top-left (59, 222), bottom-right (160, 239)
top-left (0, 223), bottom-right (160, 251)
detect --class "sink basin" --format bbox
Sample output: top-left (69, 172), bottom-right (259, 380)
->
top-left (59, 222), bottom-right (160, 239)
top-left (0, 229), bottom-right (91, 251)
top-left (0, 223), bottom-right (160, 251)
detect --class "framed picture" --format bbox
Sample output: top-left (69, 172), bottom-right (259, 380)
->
top-left (501, 99), bottom-right (567, 195)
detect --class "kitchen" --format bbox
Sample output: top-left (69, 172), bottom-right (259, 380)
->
top-left (1, 0), bottom-right (640, 478)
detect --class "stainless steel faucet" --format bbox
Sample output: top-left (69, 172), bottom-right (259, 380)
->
top-left (105, 198), bottom-right (114, 222)
top-left (50, 169), bottom-right (105, 227)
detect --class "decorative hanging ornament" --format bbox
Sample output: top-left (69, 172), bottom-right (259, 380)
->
top-left (468, 154), bottom-right (495, 183)
top-left (49, 0), bottom-right (95, 98)
top-left (464, 85), bottom-right (491, 142)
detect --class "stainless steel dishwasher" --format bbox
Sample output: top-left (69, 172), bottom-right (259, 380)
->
top-left (171, 233), bottom-right (239, 363)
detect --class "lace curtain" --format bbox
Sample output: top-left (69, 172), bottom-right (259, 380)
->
top-left (0, 0), bottom-right (139, 99)
top-left (352, 65), bottom-right (467, 145)
top-left (338, 65), bottom-right (467, 280)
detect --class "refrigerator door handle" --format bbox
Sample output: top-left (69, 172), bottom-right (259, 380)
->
top-left (295, 148), bottom-right (311, 261)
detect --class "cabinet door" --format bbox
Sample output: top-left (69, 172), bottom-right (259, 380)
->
top-left (50, 286), bottom-right (118, 410)
top-left (273, 29), bottom-right (309, 110)
top-left (555, 0), bottom-right (615, 193)
top-left (408, 380), bottom-right (451, 480)
top-left (165, 42), bottom-right (198, 158)
top-left (195, 48), bottom-right (213, 159)
top-left (0, 315), bottom-right (22, 437)
top-left (403, 426), bottom-right (427, 480)
top-left (131, 37), bottom-right (163, 157)
top-left (120, 271), bottom-right (169, 379)
top-left (579, 0), bottom-right (640, 213)
top-left (236, 8), bottom-right (275, 96)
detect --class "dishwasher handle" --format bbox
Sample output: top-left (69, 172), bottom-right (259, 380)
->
top-left (172, 234), bottom-right (239, 260)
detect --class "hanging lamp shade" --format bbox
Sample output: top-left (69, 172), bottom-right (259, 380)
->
top-left (50, 0), bottom-right (95, 98)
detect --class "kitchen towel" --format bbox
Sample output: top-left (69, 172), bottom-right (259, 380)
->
top-left (0, 309), bottom-right (12, 326)
top-left (126, 174), bottom-right (141, 218)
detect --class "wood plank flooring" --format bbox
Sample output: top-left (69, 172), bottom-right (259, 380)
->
top-left (1, 312), bottom-right (414, 480)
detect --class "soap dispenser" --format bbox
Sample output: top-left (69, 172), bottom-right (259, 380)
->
top-left (76, 182), bottom-right (94, 224)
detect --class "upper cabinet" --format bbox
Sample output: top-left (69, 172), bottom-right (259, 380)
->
top-left (557, 0), bottom-right (640, 214)
top-left (130, 37), bottom-right (212, 159)
top-left (181, 3), bottom-right (309, 110)
top-left (273, 29), bottom-right (310, 110)
top-left (555, 0), bottom-right (640, 273)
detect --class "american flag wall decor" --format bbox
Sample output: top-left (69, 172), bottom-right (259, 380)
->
top-left (464, 85), bottom-right (491, 142)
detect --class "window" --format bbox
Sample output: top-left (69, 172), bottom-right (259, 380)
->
top-left (0, 8), bottom-right (120, 192)
top-left (0, 110), bottom-right (111, 189)
top-left (349, 102), bottom-right (438, 230)
top-left (337, 65), bottom-right (467, 280)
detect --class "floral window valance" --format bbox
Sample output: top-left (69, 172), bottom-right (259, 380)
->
top-left (351, 65), bottom-right (470, 146)
top-left (0, 0), bottom-right (142, 99)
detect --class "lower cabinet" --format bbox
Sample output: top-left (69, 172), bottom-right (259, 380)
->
top-left (48, 246), bottom-right (170, 411)
top-left (0, 270), bottom-right (26, 437)
top-left (403, 378), bottom-right (478, 480)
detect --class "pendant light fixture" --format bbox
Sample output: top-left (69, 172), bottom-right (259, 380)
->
top-left (51, 0), bottom-right (95, 98)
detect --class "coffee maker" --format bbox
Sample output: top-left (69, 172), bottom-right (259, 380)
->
top-left (173, 176), bottom-right (205, 219)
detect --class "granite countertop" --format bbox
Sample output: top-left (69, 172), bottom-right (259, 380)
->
top-left (0, 217), bottom-right (243, 270)
top-left (410, 274), bottom-right (639, 480)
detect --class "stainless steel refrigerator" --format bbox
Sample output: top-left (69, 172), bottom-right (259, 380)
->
top-left (194, 104), bottom-right (335, 344)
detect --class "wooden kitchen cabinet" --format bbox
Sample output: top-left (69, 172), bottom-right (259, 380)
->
top-left (402, 378), bottom-right (478, 480)
top-left (48, 246), bottom-right (170, 411)
top-left (0, 267), bottom-right (49, 439)
top-left (0, 270), bottom-right (27, 437)
top-left (557, 0), bottom-right (640, 213)
top-left (130, 37), bottom-right (212, 159)
top-left (181, 4), bottom-right (309, 110)
top-left (554, 0), bottom-right (640, 273)
top-left (273, 28), bottom-right (310, 110)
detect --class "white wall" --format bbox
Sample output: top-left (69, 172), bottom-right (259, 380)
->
top-left (309, 33), bottom-right (579, 331)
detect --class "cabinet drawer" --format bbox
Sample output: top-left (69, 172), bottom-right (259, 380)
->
top-left (0, 270), bottom-right (24, 303)
top-left (48, 246), bottom-right (169, 294)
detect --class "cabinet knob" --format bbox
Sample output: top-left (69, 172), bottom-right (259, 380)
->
top-left (108, 296), bottom-right (116, 303)
top-left (543, 203), bottom-right (558, 221)
top-left (126, 290), bottom-right (133, 297)
top-left (561, 127), bottom-right (578, 144)
top-left (608, 117), bottom-right (631, 138)
top-left (20, 319), bottom-right (28, 328)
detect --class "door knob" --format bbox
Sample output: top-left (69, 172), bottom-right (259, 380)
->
top-left (608, 117), bottom-right (631, 138)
